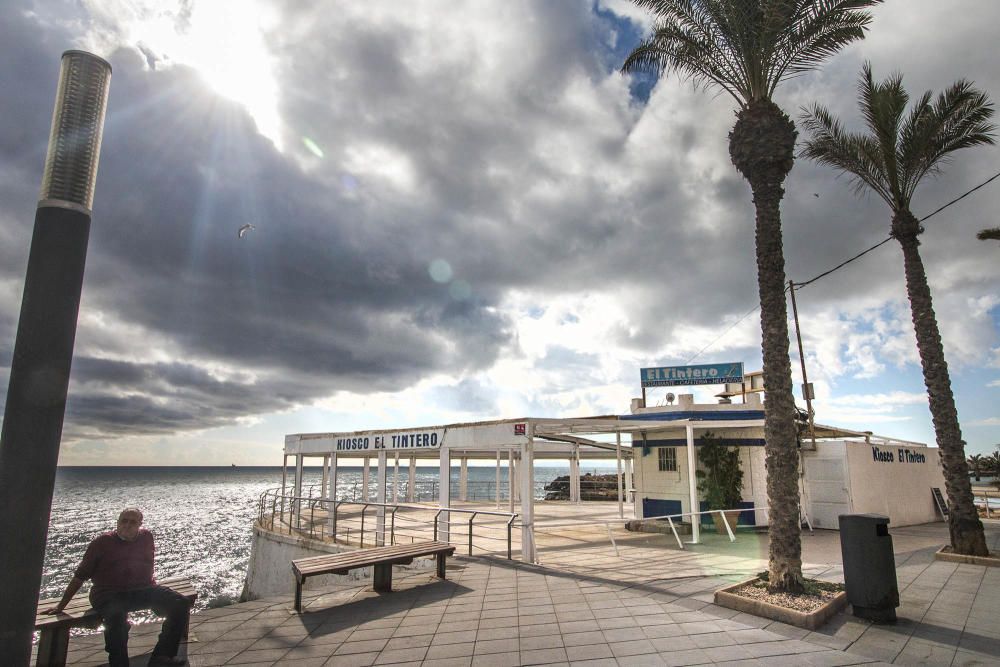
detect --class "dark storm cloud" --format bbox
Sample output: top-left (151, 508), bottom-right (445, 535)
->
top-left (0, 7), bottom-right (514, 438)
top-left (2, 0), bottom-right (998, 446)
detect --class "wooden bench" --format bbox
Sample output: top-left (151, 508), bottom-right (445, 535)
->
top-left (34, 576), bottom-right (197, 667)
top-left (292, 541), bottom-right (456, 612)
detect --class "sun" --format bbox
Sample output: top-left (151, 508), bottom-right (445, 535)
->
top-left (120, 0), bottom-right (284, 147)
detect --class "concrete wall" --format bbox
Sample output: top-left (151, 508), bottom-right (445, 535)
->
top-left (844, 441), bottom-right (945, 527)
top-left (241, 526), bottom-right (437, 601)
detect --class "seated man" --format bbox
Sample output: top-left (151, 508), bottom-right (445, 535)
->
top-left (45, 507), bottom-right (190, 666)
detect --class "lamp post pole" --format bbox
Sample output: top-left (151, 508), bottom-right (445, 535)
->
top-left (0, 50), bottom-right (111, 663)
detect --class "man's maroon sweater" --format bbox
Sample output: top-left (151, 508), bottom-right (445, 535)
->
top-left (74, 528), bottom-right (156, 604)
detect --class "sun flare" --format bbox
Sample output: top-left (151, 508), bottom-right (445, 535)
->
top-left (119, 0), bottom-right (283, 146)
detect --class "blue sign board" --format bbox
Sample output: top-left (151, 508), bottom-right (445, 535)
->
top-left (641, 362), bottom-right (744, 388)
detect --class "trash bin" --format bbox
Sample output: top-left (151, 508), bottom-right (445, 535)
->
top-left (838, 513), bottom-right (899, 622)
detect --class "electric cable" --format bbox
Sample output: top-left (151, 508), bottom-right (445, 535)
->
top-left (684, 170), bottom-right (999, 362)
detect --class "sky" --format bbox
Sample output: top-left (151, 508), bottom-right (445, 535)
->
top-left (0, 0), bottom-right (998, 466)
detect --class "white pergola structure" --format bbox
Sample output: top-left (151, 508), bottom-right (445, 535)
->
top-left (281, 414), bottom-right (779, 562)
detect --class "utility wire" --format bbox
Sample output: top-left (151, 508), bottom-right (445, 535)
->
top-left (794, 169), bottom-right (1000, 289)
top-left (685, 170), bottom-right (999, 363)
top-left (684, 284), bottom-right (790, 364)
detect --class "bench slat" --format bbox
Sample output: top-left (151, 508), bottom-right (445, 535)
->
top-left (291, 541), bottom-right (456, 612)
top-left (292, 542), bottom-right (454, 576)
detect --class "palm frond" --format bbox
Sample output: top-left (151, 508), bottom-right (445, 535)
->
top-left (898, 80), bottom-right (996, 201)
top-left (799, 103), bottom-right (894, 203)
top-left (978, 227), bottom-right (1000, 241)
top-left (800, 64), bottom-right (996, 219)
top-left (622, 0), bottom-right (880, 105)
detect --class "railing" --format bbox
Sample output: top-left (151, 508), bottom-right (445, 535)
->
top-left (273, 477), bottom-right (632, 504)
top-left (257, 487), bottom-right (518, 559)
top-left (977, 490), bottom-right (998, 519)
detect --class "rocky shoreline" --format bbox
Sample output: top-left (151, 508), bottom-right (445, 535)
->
top-left (543, 473), bottom-right (622, 501)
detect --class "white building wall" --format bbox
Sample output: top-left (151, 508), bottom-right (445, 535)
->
top-left (844, 441), bottom-right (945, 526)
top-left (635, 438), bottom-right (764, 521)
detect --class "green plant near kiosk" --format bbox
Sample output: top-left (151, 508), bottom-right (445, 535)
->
top-left (696, 432), bottom-right (744, 511)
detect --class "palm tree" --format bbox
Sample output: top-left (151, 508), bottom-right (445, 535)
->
top-left (621, 0), bottom-right (880, 592)
top-left (801, 65), bottom-right (995, 556)
top-left (968, 454), bottom-right (983, 482)
top-left (992, 449), bottom-right (1000, 479)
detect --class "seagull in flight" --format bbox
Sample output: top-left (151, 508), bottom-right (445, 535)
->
top-left (238, 223), bottom-right (256, 239)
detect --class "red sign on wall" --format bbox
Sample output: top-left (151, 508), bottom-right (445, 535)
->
top-left (514, 423), bottom-right (526, 436)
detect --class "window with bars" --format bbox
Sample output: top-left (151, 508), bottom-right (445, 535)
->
top-left (658, 447), bottom-right (677, 472)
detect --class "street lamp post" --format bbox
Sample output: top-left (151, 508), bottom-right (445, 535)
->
top-left (0, 50), bottom-right (111, 663)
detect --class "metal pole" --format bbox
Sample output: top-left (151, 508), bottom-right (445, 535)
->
top-left (0, 50), bottom-right (111, 663)
top-left (789, 280), bottom-right (817, 448)
top-left (495, 451), bottom-right (501, 509)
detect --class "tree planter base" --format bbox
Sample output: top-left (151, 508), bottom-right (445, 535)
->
top-left (934, 545), bottom-right (1000, 567)
top-left (714, 578), bottom-right (847, 630)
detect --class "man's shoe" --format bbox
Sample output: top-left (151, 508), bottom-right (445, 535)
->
top-left (148, 656), bottom-right (187, 666)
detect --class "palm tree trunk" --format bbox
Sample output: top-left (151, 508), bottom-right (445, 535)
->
top-left (730, 100), bottom-right (803, 592)
top-left (893, 211), bottom-right (988, 556)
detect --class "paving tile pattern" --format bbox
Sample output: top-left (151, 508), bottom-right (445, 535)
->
top-left (43, 520), bottom-right (999, 666)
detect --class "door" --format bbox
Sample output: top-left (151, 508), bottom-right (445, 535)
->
top-left (803, 457), bottom-right (850, 529)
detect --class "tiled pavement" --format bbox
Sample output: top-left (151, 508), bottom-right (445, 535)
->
top-left (48, 521), bottom-right (999, 666)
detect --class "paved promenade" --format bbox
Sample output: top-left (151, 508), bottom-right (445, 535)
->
top-left (49, 520), bottom-right (999, 666)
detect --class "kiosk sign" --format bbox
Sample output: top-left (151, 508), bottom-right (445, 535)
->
top-left (641, 362), bottom-right (744, 388)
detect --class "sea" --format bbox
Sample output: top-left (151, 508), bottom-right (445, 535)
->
top-left (42, 464), bottom-right (613, 626)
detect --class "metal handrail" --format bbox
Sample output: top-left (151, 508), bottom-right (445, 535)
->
top-left (257, 489), bottom-right (518, 559)
top-left (431, 507), bottom-right (518, 559)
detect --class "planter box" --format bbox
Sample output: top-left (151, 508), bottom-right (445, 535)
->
top-left (934, 545), bottom-right (1000, 567)
top-left (714, 578), bottom-right (847, 630)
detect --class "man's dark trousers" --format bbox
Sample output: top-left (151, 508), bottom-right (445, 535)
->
top-left (94, 585), bottom-right (190, 666)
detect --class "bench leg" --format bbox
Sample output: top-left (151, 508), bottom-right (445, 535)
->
top-left (437, 553), bottom-right (447, 579)
top-left (294, 578), bottom-right (303, 613)
top-left (373, 563), bottom-right (392, 592)
top-left (36, 626), bottom-right (70, 667)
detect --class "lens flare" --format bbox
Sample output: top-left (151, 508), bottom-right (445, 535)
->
top-left (428, 259), bottom-right (453, 283)
top-left (302, 137), bottom-right (324, 158)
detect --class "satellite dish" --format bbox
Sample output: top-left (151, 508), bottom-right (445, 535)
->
top-left (665, 392), bottom-right (676, 405)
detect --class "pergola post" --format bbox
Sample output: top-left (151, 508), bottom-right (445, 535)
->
top-left (508, 450), bottom-right (515, 514)
top-left (321, 454), bottom-right (329, 499)
top-left (376, 450), bottom-right (387, 546)
top-left (408, 457), bottom-right (416, 502)
top-left (293, 454), bottom-right (304, 522)
top-left (616, 432), bottom-right (624, 519)
top-left (438, 447), bottom-right (451, 543)
top-left (625, 456), bottom-right (636, 517)
top-left (392, 452), bottom-right (399, 504)
top-left (495, 451), bottom-right (501, 509)
top-left (459, 456), bottom-right (468, 502)
top-left (327, 453), bottom-right (338, 538)
top-left (279, 454), bottom-right (288, 522)
top-left (362, 457), bottom-right (370, 502)
top-left (686, 423), bottom-right (700, 544)
top-left (571, 445), bottom-right (580, 503)
top-left (520, 425), bottom-right (536, 563)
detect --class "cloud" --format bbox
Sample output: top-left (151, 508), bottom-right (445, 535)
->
top-left (1, 0), bottom-right (998, 458)
top-left (969, 418), bottom-right (1000, 427)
